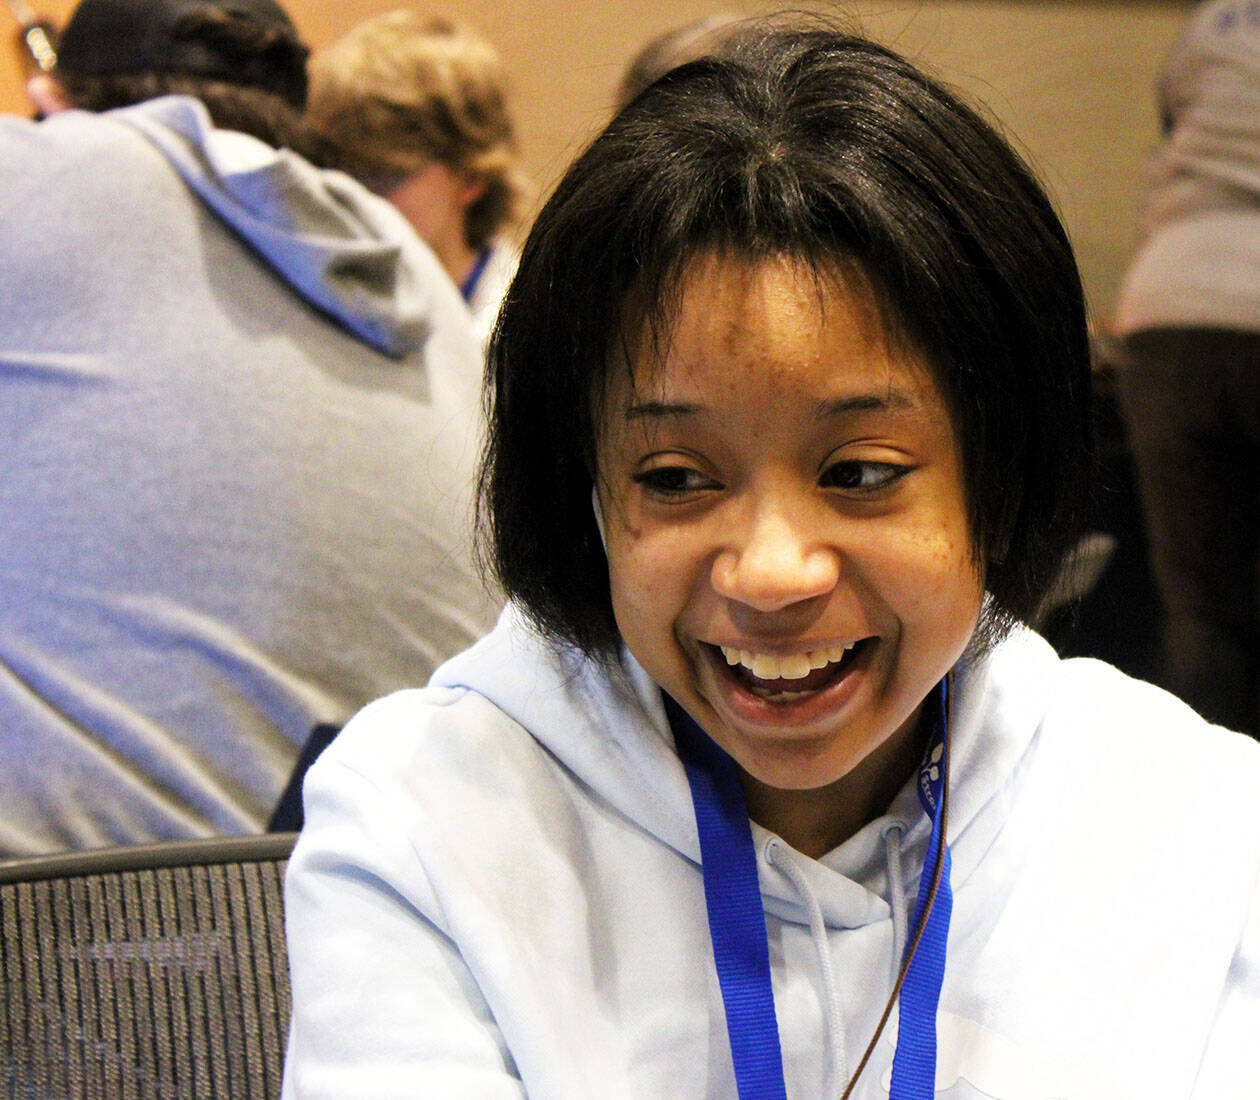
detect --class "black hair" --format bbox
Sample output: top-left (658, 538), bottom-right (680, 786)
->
top-left (57, 69), bottom-right (332, 162)
top-left (481, 20), bottom-right (1093, 658)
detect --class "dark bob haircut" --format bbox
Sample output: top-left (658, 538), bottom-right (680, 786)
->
top-left (481, 20), bottom-right (1093, 658)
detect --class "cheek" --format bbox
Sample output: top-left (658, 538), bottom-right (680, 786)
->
top-left (606, 531), bottom-right (668, 637)
top-left (870, 512), bottom-right (983, 633)
top-left (606, 528), bottom-right (705, 654)
top-left (911, 533), bottom-right (984, 648)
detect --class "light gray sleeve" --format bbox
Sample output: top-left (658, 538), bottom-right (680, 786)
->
top-left (1190, 856), bottom-right (1260, 1099)
top-left (281, 748), bottom-right (525, 1099)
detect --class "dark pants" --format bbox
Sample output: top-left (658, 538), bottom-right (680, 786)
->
top-left (1119, 327), bottom-right (1260, 735)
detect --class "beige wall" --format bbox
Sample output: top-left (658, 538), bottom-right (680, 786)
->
top-left (2, 0), bottom-right (1196, 318)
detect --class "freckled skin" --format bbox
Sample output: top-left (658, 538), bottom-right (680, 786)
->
top-left (597, 254), bottom-right (983, 856)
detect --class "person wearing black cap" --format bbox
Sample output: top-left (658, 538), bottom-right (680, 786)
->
top-left (0, 0), bottom-right (498, 855)
top-left (26, 0), bottom-right (317, 151)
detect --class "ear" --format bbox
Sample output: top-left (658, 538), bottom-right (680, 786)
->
top-left (26, 73), bottom-right (70, 117)
top-left (456, 174), bottom-right (488, 212)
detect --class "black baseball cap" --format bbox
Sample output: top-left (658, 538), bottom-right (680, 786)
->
top-left (54, 0), bottom-right (308, 106)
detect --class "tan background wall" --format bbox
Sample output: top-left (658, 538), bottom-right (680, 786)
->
top-left (1, 0), bottom-right (1197, 319)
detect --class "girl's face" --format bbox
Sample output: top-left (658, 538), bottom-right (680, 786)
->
top-left (597, 253), bottom-right (983, 809)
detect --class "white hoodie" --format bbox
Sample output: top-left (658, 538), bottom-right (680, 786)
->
top-left (283, 605), bottom-right (1260, 1098)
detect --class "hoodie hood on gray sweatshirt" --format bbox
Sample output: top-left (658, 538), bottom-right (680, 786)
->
top-left (112, 95), bottom-right (451, 357)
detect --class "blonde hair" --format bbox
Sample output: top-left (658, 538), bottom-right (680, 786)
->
top-left (309, 11), bottom-right (525, 249)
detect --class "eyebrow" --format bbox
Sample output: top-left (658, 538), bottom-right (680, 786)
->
top-left (624, 400), bottom-right (701, 422)
top-left (623, 391), bottom-right (918, 422)
top-left (815, 391), bottom-right (917, 417)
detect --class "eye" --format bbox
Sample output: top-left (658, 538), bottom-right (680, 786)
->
top-left (631, 465), bottom-right (720, 498)
top-left (819, 460), bottom-right (911, 492)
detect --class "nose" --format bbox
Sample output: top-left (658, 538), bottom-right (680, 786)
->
top-left (710, 504), bottom-right (840, 613)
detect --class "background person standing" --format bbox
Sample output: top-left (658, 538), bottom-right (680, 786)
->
top-left (1115, 0), bottom-right (1260, 735)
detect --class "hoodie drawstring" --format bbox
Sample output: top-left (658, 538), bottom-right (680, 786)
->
top-left (881, 821), bottom-right (909, 988)
top-left (765, 823), bottom-right (912, 1099)
top-left (765, 837), bottom-right (851, 1097)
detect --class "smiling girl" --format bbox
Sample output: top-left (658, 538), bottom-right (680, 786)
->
top-left (282, 20), bottom-right (1260, 1100)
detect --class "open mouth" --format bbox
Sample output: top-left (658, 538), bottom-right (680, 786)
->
top-left (707, 639), bottom-right (872, 703)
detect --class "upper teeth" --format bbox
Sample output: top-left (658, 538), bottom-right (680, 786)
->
top-left (718, 643), bottom-right (854, 681)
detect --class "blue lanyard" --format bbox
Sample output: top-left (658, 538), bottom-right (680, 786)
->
top-left (459, 246), bottom-right (492, 302)
top-left (890, 679), bottom-right (952, 1097)
top-left (667, 694), bottom-right (788, 1099)
top-left (667, 681), bottom-right (952, 1100)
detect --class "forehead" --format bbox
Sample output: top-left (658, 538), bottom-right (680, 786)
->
top-left (607, 252), bottom-right (946, 417)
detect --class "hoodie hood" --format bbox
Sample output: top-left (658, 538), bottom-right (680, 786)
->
top-left (431, 604), bottom-right (1055, 932)
top-left (109, 95), bottom-right (449, 357)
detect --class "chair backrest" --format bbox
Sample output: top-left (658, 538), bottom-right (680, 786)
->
top-left (0, 832), bottom-right (297, 1099)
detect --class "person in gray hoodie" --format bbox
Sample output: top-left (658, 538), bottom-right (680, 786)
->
top-left (0, 0), bottom-right (499, 856)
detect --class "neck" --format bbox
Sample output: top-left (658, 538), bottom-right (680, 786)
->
top-left (446, 241), bottom-right (484, 299)
top-left (380, 168), bottom-right (481, 298)
top-left (739, 705), bottom-right (928, 859)
top-left (423, 236), bottom-right (478, 299)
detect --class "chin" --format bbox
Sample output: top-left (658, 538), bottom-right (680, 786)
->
top-left (728, 736), bottom-right (876, 791)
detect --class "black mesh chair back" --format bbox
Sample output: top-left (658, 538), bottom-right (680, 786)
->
top-left (0, 832), bottom-right (297, 1099)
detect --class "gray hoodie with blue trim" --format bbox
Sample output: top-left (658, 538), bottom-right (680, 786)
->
top-left (0, 95), bottom-right (498, 856)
